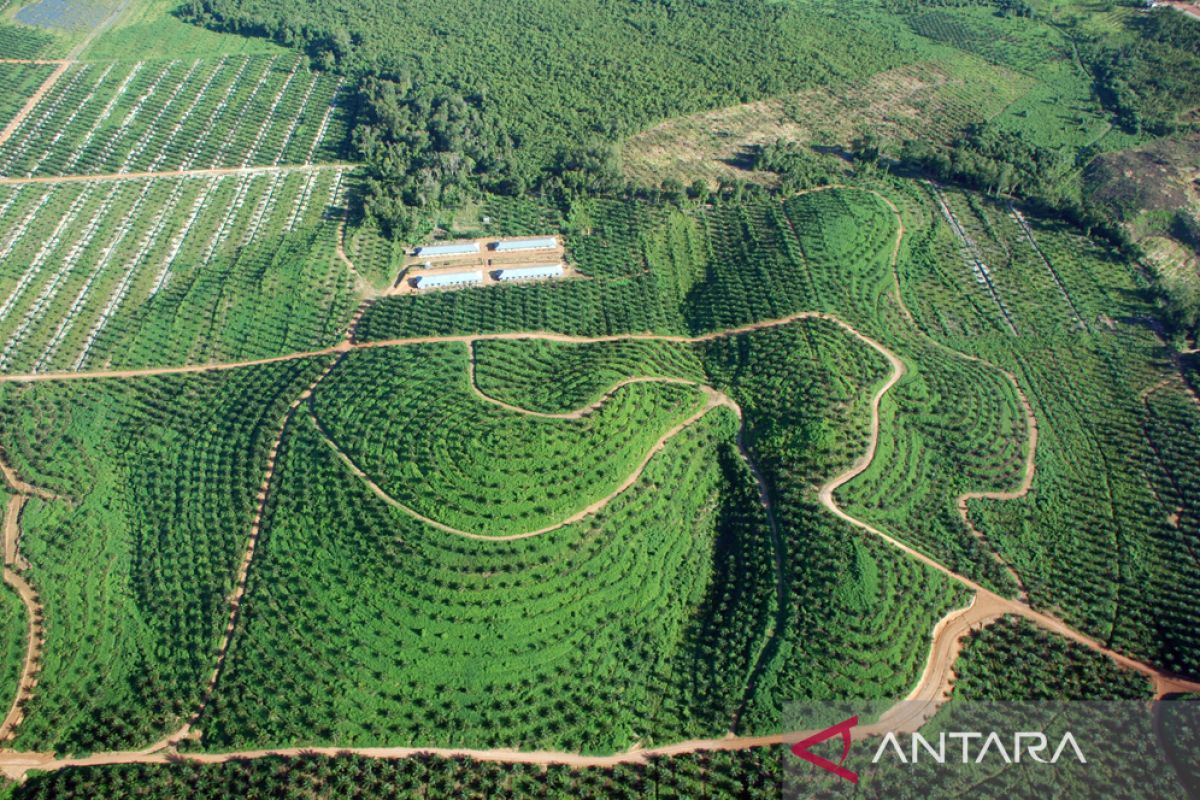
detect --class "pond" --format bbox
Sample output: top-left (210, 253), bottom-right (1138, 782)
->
top-left (14, 0), bottom-right (109, 32)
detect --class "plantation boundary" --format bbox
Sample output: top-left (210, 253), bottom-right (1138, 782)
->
top-left (0, 186), bottom-right (1198, 782)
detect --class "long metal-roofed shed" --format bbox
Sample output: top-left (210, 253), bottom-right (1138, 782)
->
top-left (493, 237), bottom-right (558, 253)
top-left (497, 264), bottom-right (564, 282)
top-left (415, 271), bottom-right (484, 289)
top-left (414, 242), bottom-right (481, 257)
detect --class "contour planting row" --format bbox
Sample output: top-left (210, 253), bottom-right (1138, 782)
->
top-left (699, 322), bottom-right (970, 733)
top-left (202, 405), bottom-right (745, 752)
top-left (0, 55), bottom-right (350, 178)
top-left (472, 338), bottom-right (706, 414)
top-left (0, 169), bottom-right (356, 373)
top-left (838, 336), bottom-right (1029, 595)
top-left (0, 359), bottom-right (333, 753)
top-left (970, 334), bottom-right (1200, 678)
top-left (310, 344), bottom-right (711, 537)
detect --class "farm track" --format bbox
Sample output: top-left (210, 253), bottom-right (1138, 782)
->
top-left (312, 382), bottom-right (737, 541)
top-left (0, 163), bottom-right (360, 186)
top-left (163, 354), bottom-right (344, 748)
top-left (0, 0), bottom-right (132, 149)
top-left (0, 448), bottom-right (63, 744)
top-left (0, 62), bottom-right (70, 149)
top-left (0, 186), bottom-right (1198, 781)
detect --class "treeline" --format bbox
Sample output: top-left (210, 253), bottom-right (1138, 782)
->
top-left (1090, 9), bottom-right (1200, 137)
top-left (181, 0), bottom-right (908, 238)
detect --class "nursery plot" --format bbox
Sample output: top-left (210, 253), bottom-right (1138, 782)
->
top-left (0, 168), bottom-right (357, 373)
top-left (0, 55), bottom-right (351, 177)
top-left (310, 344), bottom-right (711, 537)
top-left (0, 358), bottom-right (333, 752)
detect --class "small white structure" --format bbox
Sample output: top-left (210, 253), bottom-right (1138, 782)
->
top-left (414, 242), bottom-right (480, 257)
top-left (494, 237), bottom-right (558, 253)
top-left (497, 264), bottom-right (564, 282)
top-left (415, 271), bottom-right (483, 289)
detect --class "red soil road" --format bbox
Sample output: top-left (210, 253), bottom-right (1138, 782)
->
top-left (1160, 0), bottom-right (1200, 20)
top-left (0, 61), bottom-right (70, 149)
top-left (311, 382), bottom-right (737, 541)
top-left (0, 451), bottom-right (60, 743)
top-left (1, 187), bottom-right (1198, 779)
top-left (0, 163), bottom-right (360, 187)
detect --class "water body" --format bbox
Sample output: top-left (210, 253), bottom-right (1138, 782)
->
top-left (15, 0), bottom-right (109, 32)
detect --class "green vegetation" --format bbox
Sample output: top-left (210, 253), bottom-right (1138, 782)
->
top-left (0, 169), bottom-right (358, 373)
top-left (472, 339), bottom-right (705, 414)
top-left (311, 343), bottom-right (709, 537)
top-left (0, 2), bottom-right (1197, 796)
top-left (204, 403), bottom-right (749, 750)
top-left (182, 0), bottom-right (922, 236)
top-left (0, 23), bottom-right (58, 59)
top-left (0, 359), bottom-right (331, 752)
top-left (0, 56), bottom-right (351, 177)
top-left (0, 63), bottom-right (53, 128)
top-left (0, 580), bottom-right (25, 717)
top-left (6, 618), bottom-right (1173, 799)
top-left (954, 616), bottom-right (1152, 700)
top-left (8, 749), bottom-right (788, 799)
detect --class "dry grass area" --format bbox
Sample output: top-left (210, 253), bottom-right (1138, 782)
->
top-left (1143, 235), bottom-right (1200, 293)
top-left (620, 59), bottom-right (1031, 188)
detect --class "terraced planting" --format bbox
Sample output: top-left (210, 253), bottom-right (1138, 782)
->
top-left (884, 181), bottom-right (1200, 675)
top-left (0, 359), bottom-right (333, 752)
top-left (311, 344), bottom-right (712, 537)
top-left (0, 54), bottom-right (350, 177)
top-left (473, 339), bottom-right (706, 414)
top-left (0, 0), bottom-right (1196, 795)
top-left (0, 168), bottom-right (357, 373)
top-left (192, 316), bottom-right (966, 752)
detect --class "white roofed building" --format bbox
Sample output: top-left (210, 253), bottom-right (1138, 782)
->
top-left (494, 237), bottom-right (558, 253)
top-left (414, 242), bottom-right (481, 257)
top-left (496, 264), bottom-right (564, 282)
top-left (415, 271), bottom-right (484, 289)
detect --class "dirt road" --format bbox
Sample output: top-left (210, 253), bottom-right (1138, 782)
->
top-left (0, 185), bottom-right (1197, 781)
top-left (0, 61), bottom-right (70, 149)
top-left (312, 384), bottom-right (737, 541)
top-left (0, 163), bottom-right (359, 187)
top-left (0, 0), bottom-right (132, 149)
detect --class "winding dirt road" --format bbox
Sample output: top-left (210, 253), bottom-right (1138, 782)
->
top-left (0, 449), bottom-right (60, 744)
top-left (0, 186), bottom-right (1197, 782)
top-left (312, 383), bottom-right (737, 541)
